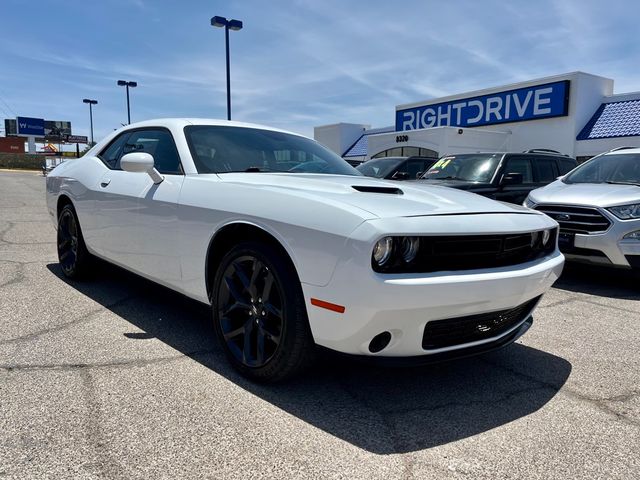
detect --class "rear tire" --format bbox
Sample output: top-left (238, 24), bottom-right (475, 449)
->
top-left (57, 204), bottom-right (92, 279)
top-left (212, 241), bottom-right (315, 382)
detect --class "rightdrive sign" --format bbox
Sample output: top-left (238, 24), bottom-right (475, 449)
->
top-left (396, 80), bottom-right (570, 131)
top-left (16, 116), bottom-right (45, 137)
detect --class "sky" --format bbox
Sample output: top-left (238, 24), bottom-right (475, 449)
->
top-left (1, 0), bottom-right (639, 145)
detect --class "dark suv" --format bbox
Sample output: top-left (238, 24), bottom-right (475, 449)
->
top-left (415, 150), bottom-right (578, 205)
top-left (356, 156), bottom-right (437, 180)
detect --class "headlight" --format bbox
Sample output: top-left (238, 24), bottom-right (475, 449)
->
top-left (372, 237), bottom-right (394, 266)
top-left (400, 237), bottom-right (420, 262)
top-left (523, 197), bottom-right (536, 208)
top-left (542, 229), bottom-right (551, 246)
top-left (607, 203), bottom-right (640, 219)
top-left (623, 230), bottom-right (640, 240)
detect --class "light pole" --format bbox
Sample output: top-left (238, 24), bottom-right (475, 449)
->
top-left (82, 99), bottom-right (98, 145)
top-left (211, 15), bottom-right (243, 120)
top-left (117, 80), bottom-right (137, 124)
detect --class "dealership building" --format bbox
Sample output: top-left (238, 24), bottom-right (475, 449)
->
top-left (314, 71), bottom-right (640, 164)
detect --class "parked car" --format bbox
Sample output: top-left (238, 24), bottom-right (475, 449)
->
top-left (46, 119), bottom-right (564, 382)
top-left (415, 150), bottom-right (577, 205)
top-left (356, 156), bottom-right (437, 180)
top-left (525, 147), bottom-right (640, 270)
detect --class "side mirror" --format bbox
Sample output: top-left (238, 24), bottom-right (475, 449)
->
top-left (501, 172), bottom-right (523, 186)
top-left (391, 171), bottom-right (410, 180)
top-left (120, 152), bottom-right (164, 184)
top-left (416, 171), bottom-right (423, 179)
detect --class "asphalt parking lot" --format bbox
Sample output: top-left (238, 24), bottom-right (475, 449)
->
top-left (0, 170), bottom-right (638, 479)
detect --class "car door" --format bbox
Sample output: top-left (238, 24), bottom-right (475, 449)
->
top-left (90, 131), bottom-right (143, 261)
top-left (117, 128), bottom-right (185, 287)
top-left (494, 155), bottom-right (535, 204)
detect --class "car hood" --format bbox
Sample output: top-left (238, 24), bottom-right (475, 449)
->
top-left (216, 173), bottom-right (535, 218)
top-left (530, 180), bottom-right (640, 207)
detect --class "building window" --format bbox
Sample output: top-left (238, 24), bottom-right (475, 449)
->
top-left (372, 147), bottom-right (438, 159)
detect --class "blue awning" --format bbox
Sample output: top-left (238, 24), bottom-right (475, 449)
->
top-left (577, 100), bottom-right (640, 140)
top-left (343, 127), bottom-right (394, 157)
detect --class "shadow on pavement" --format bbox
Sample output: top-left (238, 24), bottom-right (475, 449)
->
top-left (554, 262), bottom-right (640, 300)
top-left (47, 261), bottom-right (571, 454)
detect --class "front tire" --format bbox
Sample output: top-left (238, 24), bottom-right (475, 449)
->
top-left (212, 241), bottom-right (315, 382)
top-left (57, 204), bottom-right (92, 279)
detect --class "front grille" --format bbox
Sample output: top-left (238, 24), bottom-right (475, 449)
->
top-left (534, 204), bottom-right (611, 234)
top-left (422, 296), bottom-right (541, 350)
top-left (374, 230), bottom-right (557, 273)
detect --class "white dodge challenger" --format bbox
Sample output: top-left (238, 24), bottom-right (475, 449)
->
top-left (46, 119), bottom-right (564, 381)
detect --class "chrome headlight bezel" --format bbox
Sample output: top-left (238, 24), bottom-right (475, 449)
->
top-left (607, 203), bottom-right (640, 220)
top-left (372, 237), bottom-right (394, 267)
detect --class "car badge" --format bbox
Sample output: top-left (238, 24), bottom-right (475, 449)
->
top-left (556, 214), bottom-right (571, 221)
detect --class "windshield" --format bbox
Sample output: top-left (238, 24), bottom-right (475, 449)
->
top-left (564, 153), bottom-right (640, 185)
top-left (421, 154), bottom-right (502, 182)
top-left (356, 157), bottom-right (404, 178)
top-left (184, 125), bottom-right (360, 175)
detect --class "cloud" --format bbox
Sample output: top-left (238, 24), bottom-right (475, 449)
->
top-left (1, 0), bottom-right (639, 141)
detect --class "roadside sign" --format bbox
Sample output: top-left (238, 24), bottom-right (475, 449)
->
top-left (66, 135), bottom-right (88, 143)
top-left (16, 116), bottom-right (45, 137)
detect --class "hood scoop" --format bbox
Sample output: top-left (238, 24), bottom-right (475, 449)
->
top-left (351, 185), bottom-right (404, 195)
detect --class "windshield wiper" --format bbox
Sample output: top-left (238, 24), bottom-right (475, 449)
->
top-left (605, 181), bottom-right (640, 186)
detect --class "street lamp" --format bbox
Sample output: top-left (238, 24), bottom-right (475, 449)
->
top-left (117, 80), bottom-right (137, 124)
top-left (82, 99), bottom-right (98, 145)
top-left (210, 15), bottom-right (243, 120)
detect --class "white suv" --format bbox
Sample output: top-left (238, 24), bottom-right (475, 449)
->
top-left (525, 147), bottom-right (640, 269)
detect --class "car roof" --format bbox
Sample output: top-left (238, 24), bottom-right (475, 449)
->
top-left (365, 156), bottom-right (407, 161)
top-left (120, 118), bottom-right (306, 138)
top-left (602, 147), bottom-right (640, 155)
top-left (441, 152), bottom-right (576, 160)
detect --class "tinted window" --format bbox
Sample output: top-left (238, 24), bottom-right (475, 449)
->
top-left (407, 159), bottom-right (425, 179)
top-left (533, 158), bottom-right (558, 183)
top-left (564, 153), bottom-right (640, 184)
top-left (356, 157), bottom-right (405, 178)
top-left (559, 158), bottom-right (577, 174)
top-left (122, 129), bottom-right (182, 174)
top-left (185, 126), bottom-right (359, 175)
top-left (423, 154), bottom-right (501, 182)
top-left (99, 133), bottom-right (129, 169)
top-left (504, 157), bottom-right (533, 183)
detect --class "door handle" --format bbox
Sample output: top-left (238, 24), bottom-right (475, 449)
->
top-left (100, 179), bottom-right (111, 188)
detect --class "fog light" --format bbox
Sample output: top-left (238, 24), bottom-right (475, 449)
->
top-left (373, 237), bottom-right (394, 266)
top-left (400, 236), bottom-right (419, 262)
top-left (623, 230), bottom-right (640, 240)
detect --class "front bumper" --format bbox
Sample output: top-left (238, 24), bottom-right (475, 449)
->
top-left (302, 251), bottom-right (564, 357)
top-left (563, 216), bottom-right (640, 268)
top-left (321, 317), bottom-right (534, 366)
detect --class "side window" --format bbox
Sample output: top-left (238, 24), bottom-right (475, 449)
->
top-left (533, 158), bottom-right (558, 183)
top-left (504, 157), bottom-right (533, 184)
top-left (99, 133), bottom-right (129, 169)
top-left (407, 159), bottom-right (424, 179)
top-left (121, 129), bottom-right (182, 174)
top-left (559, 158), bottom-right (577, 175)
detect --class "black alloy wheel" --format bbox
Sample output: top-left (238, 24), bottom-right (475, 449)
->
top-left (218, 254), bottom-right (283, 367)
top-left (57, 204), bottom-right (91, 279)
top-left (212, 241), bottom-right (315, 382)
